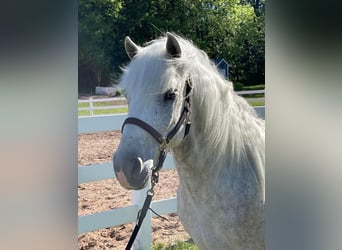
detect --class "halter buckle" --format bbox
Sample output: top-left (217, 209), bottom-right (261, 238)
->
top-left (159, 137), bottom-right (168, 151)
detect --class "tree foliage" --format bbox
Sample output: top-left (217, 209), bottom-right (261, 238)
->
top-left (79, 0), bottom-right (123, 92)
top-left (79, 0), bottom-right (265, 92)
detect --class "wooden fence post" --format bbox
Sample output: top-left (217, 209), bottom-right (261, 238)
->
top-left (131, 183), bottom-right (152, 250)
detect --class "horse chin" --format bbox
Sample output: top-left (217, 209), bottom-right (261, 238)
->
top-left (115, 158), bottom-right (153, 190)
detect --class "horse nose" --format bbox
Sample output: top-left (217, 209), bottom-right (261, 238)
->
top-left (113, 153), bottom-right (150, 190)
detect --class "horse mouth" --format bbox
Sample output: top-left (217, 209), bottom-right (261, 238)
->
top-left (114, 156), bottom-right (153, 190)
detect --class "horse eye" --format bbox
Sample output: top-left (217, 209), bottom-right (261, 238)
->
top-left (164, 90), bottom-right (177, 101)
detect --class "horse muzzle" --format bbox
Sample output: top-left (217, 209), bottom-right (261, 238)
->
top-left (113, 153), bottom-right (152, 190)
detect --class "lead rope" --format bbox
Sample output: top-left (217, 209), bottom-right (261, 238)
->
top-left (125, 147), bottom-right (167, 250)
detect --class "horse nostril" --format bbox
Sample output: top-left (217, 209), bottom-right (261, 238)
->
top-left (113, 153), bottom-right (150, 190)
top-left (130, 157), bottom-right (149, 183)
top-left (136, 157), bottom-right (144, 173)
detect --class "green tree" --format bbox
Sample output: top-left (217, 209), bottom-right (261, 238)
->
top-left (222, 1), bottom-right (264, 83)
top-left (79, 0), bottom-right (123, 92)
top-left (78, 0), bottom-right (265, 92)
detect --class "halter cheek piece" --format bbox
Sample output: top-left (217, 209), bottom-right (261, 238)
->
top-left (121, 77), bottom-right (193, 250)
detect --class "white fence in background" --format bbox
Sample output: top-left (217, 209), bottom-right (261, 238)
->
top-left (78, 97), bottom-right (127, 116)
top-left (78, 106), bottom-right (265, 249)
top-left (78, 90), bottom-right (264, 116)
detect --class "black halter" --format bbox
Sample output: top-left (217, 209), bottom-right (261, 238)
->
top-left (122, 77), bottom-right (193, 249)
top-left (121, 77), bottom-right (192, 176)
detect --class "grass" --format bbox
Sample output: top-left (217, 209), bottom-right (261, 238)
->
top-left (78, 107), bottom-right (128, 116)
top-left (243, 93), bottom-right (264, 98)
top-left (152, 240), bottom-right (198, 250)
top-left (248, 100), bottom-right (264, 106)
top-left (242, 84), bottom-right (265, 90)
top-left (78, 101), bottom-right (117, 108)
top-left (92, 101), bottom-right (116, 107)
top-left (78, 102), bottom-right (89, 108)
top-left (78, 99), bottom-right (128, 116)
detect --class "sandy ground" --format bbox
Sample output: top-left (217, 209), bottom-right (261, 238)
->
top-left (78, 131), bottom-right (191, 250)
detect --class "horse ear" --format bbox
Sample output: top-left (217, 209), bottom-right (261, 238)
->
top-left (166, 32), bottom-right (181, 58)
top-left (125, 36), bottom-right (140, 60)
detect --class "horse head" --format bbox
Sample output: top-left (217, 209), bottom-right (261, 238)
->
top-left (113, 33), bottom-right (192, 190)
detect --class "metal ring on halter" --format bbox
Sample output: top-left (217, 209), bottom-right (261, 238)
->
top-left (159, 138), bottom-right (168, 151)
top-left (147, 189), bottom-right (154, 196)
